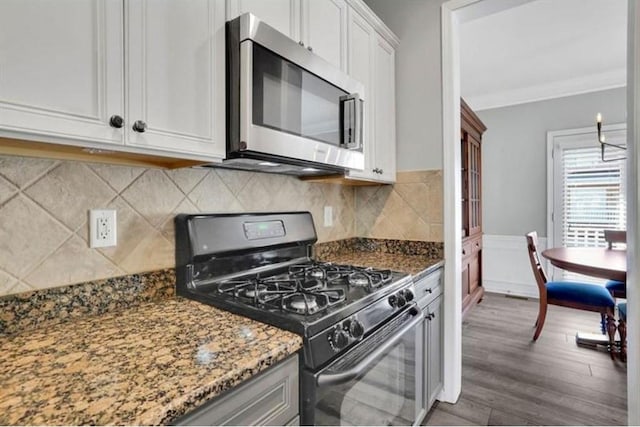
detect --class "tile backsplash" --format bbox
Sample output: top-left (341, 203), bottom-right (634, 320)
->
top-left (0, 155), bottom-right (355, 296)
top-left (356, 170), bottom-right (443, 241)
top-left (0, 155), bottom-right (443, 296)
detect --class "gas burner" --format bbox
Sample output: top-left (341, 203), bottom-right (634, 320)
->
top-left (308, 268), bottom-right (326, 279)
top-left (288, 294), bottom-right (319, 313)
top-left (289, 264), bottom-right (327, 280)
top-left (348, 273), bottom-right (370, 287)
top-left (243, 284), bottom-right (267, 298)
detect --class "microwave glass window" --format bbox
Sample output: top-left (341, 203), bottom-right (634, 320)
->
top-left (252, 44), bottom-right (346, 146)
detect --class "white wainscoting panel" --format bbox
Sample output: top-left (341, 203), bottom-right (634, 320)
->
top-left (482, 234), bottom-right (548, 299)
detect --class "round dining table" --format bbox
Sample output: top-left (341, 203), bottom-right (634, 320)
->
top-left (541, 247), bottom-right (626, 283)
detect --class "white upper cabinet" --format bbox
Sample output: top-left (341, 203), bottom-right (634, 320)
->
top-left (126, 0), bottom-right (225, 158)
top-left (345, 8), bottom-right (375, 181)
top-left (302, 0), bottom-right (347, 71)
top-left (0, 0), bottom-right (124, 145)
top-left (373, 33), bottom-right (396, 183)
top-left (227, 0), bottom-right (300, 40)
top-left (346, 4), bottom-right (397, 184)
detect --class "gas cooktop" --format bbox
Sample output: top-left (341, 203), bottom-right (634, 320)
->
top-left (175, 212), bottom-right (415, 370)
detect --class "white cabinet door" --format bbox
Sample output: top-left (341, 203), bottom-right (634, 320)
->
top-left (373, 33), bottom-right (396, 183)
top-left (227, 0), bottom-right (300, 41)
top-left (345, 7), bottom-right (376, 181)
top-left (302, 0), bottom-right (347, 71)
top-left (0, 0), bottom-right (124, 145)
top-left (126, 0), bottom-right (225, 159)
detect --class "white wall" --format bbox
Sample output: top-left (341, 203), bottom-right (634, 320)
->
top-left (477, 87), bottom-right (627, 237)
top-left (482, 234), bottom-right (547, 298)
top-left (363, 0), bottom-right (445, 171)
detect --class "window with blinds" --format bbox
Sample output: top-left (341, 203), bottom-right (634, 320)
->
top-left (557, 144), bottom-right (626, 282)
top-left (561, 146), bottom-right (626, 247)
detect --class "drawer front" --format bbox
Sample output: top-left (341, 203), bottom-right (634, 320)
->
top-left (175, 354), bottom-right (299, 426)
top-left (416, 267), bottom-right (443, 309)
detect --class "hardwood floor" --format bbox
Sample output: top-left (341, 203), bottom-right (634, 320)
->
top-left (423, 293), bottom-right (627, 426)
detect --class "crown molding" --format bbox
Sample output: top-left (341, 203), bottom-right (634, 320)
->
top-left (465, 68), bottom-right (626, 111)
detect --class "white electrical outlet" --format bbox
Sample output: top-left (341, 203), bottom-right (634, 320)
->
top-left (324, 206), bottom-right (333, 227)
top-left (89, 209), bottom-right (117, 248)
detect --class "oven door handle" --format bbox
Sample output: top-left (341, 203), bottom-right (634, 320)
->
top-left (316, 306), bottom-right (422, 387)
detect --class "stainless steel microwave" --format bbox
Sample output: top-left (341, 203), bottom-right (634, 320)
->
top-left (221, 13), bottom-right (365, 176)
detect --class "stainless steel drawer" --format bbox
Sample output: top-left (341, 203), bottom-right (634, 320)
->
top-left (174, 354), bottom-right (299, 426)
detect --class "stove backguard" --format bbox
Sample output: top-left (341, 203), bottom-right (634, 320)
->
top-left (175, 212), bottom-right (318, 292)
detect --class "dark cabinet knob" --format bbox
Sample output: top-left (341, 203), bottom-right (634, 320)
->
top-left (109, 115), bottom-right (124, 129)
top-left (132, 120), bottom-right (147, 133)
top-left (307, 46), bottom-right (313, 52)
top-left (299, 40), bottom-right (305, 47)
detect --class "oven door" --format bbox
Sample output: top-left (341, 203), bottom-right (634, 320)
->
top-left (302, 305), bottom-right (424, 426)
top-left (238, 40), bottom-right (365, 171)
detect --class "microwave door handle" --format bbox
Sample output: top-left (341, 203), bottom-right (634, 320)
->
top-left (353, 93), bottom-right (362, 149)
top-left (340, 93), bottom-right (358, 148)
top-left (316, 306), bottom-right (421, 387)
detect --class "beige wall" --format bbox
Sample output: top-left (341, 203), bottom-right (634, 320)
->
top-left (0, 155), bottom-right (443, 296)
top-left (0, 155), bottom-right (355, 296)
top-left (356, 171), bottom-right (443, 242)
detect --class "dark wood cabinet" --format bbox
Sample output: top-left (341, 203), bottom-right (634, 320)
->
top-left (461, 99), bottom-right (486, 320)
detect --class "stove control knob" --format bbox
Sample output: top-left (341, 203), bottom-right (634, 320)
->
top-left (388, 295), bottom-right (398, 307)
top-left (404, 289), bottom-right (414, 302)
top-left (396, 294), bottom-right (407, 308)
top-left (349, 319), bottom-right (365, 339)
top-left (330, 328), bottom-right (349, 351)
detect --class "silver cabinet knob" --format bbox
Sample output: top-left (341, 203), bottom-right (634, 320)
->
top-left (299, 40), bottom-right (305, 47)
top-left (307, 46), bottom-right (313, 52)
top-left (109, 115), bottom-right (124, 129)
top-left (132, 120), bottom-right (147, 133)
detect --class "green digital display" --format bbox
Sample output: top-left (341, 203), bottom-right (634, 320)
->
top-left (243, 220), bottom-right (285, 240)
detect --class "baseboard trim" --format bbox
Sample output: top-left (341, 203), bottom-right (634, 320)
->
top-left (483, 279), bottom-right (539, 299)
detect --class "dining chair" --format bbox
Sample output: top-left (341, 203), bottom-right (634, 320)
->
top-left (618, 302), bottom-right (627, 362)
top-left (525, 232), bottom-right (617, 357)
top-left (604, 230), bottom-right (626, 299)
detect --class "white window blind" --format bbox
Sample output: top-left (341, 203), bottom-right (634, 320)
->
top-left (559, 145), bottom-right (626, 282)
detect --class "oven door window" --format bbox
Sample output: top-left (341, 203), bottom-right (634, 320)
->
top-left (313, 317), bottom-right (420, 425)
top-left (252, 43), bottom-right (347, 146)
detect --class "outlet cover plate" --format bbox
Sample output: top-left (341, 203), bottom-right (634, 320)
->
top-left (89, 209), bottom-right (117, 248)
top-left (324, 206), bottom-right (333, 227)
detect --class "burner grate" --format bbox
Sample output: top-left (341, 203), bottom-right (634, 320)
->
top-left (213, 261), bottom-right (394, 316)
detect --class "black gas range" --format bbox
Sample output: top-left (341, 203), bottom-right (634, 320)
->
top-left (175, 212), bottom-right (422, 425)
